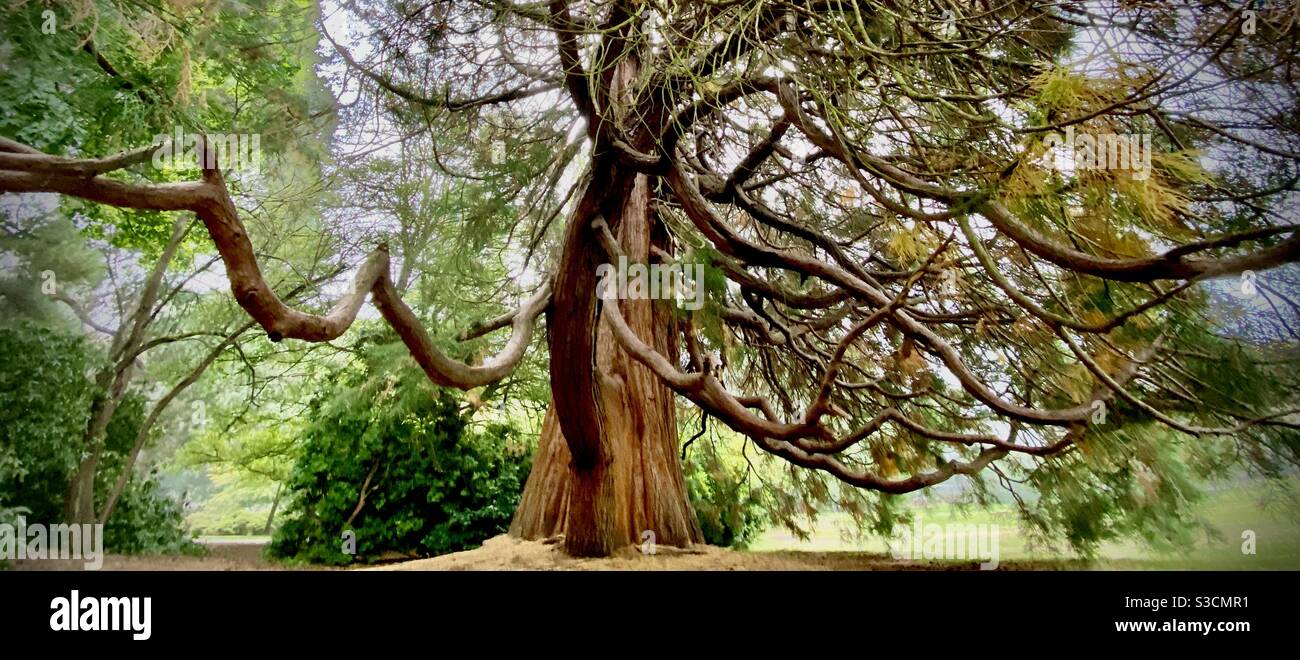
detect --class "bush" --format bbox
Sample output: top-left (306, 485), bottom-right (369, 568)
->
top-left (101, 476), bottom-right (202, 555)
top-left (0, 324), bottom-right (95, 523)
top-left (683, 432), bottom-right (770, 549)
top-left (269, 346), bottom-right (530, 565)
top-left (0, 323), bottom-right (196, 555)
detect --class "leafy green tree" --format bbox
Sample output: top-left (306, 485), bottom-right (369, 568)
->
top-left (1, 0), bottom-right (337, 529)
top-left (0, 323), bottom-right (194, 552)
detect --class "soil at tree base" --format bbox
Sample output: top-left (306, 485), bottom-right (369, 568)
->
top-left (9, 535), bottom-right (1096, 570)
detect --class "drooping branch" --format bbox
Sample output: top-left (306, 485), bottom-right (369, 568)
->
top-left (591, 214), bottom-right (1069, 470)
top-left (769, 81), bottom-right (1300, 283)
top-left (321, 25), bottom-right (561, 112)
top-left (665, 161), bottom-right (1098, 426)
top-left (979, 201), bottom-right (1300, 283)
top-left (598, 285), bottom-right (1014, 494)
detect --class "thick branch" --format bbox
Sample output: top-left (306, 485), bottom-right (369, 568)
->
top-left (0, 139), bottom-right (549, 391)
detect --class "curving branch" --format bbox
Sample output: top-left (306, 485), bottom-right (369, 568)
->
top-left (590, 213), bottom-right (1077, 493)
top-left (599, 284), bottom-right (1013, 494)
top-left (979, 201), bottom-right (1300, 283)
top-left (321, 26), bottom-right (561, 112)
top-left (665, 161), bottom-right (1098, 426)
top-left (0, 138), bottom-right (550, 391)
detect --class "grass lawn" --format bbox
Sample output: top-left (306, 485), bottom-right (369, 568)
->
top-left (750, 480), bottom-right (1300, 569)
top-left (196, 535), bottom-right (272, 545)
top-left (190, 482), bottom-right (1299, 569)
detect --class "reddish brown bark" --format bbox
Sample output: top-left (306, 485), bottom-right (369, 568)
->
top-left (511, 173), bottom-right (703, 555)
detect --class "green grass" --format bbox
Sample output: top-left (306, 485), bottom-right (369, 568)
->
top-left (196, 535), bottom-right (272, 544)
top-left (750, 481), bottom-right (1300, 569)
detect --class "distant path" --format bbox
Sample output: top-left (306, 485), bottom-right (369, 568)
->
top-left (8, 538), bottom-right (327, 571)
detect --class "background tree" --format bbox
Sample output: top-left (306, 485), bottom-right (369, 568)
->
top-left (0, 0), bottom-right (336, 532)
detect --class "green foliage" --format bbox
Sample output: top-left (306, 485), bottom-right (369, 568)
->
top-left (0, 0), bottom-right (325, 151)
top-left (269, 344), bottom-right (531, 565)
top-left (1016, 320), bottom-right (1300, 557)
top-left (0, 324), bottom-right (96, 522)
top-left (683, 427), bottom-right (770, 548)
top-left (1021, 423), bottom-right (1209, 558)
top-left (187, 502), bottom-right (271, 537)
top-left (178, 469), bottom-right (283, 537)
top-left (92, 394), bottom-right (199, 554)
top-left (0, 214), bottom-right (107, 326)
top-left (1, 0), bottom-right (332, 250)
top-left (0, 323), bottom-right (195, 553)
top-left (101, 475), bottom-right (201, 555)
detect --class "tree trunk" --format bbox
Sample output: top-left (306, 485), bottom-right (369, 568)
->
top-left (65, 367), bottom-right (132, 524)
top-left (510, 41), bottom-right (700, 556)
top-left (510, 172), bottom-right (703, 555)
top-left (65, 456), bottom-right (101, 525)
top-left (65, 216), bottom-right (190, 525)
top-left (263, 482), bottom-right (283, 536)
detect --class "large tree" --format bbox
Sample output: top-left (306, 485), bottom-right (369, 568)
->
top-left (3, 0), bottom-right (1300, 557)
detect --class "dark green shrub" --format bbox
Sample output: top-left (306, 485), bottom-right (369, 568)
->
top-left (269, 345), bottom-right (530, 565)
top-left (0, 324), bottom-right (95, 523)
top-left (684, 435), bottom-right (770, 548)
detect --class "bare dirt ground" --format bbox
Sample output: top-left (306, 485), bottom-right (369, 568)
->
top-left (8, 535), bottom-right (1081, 571)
